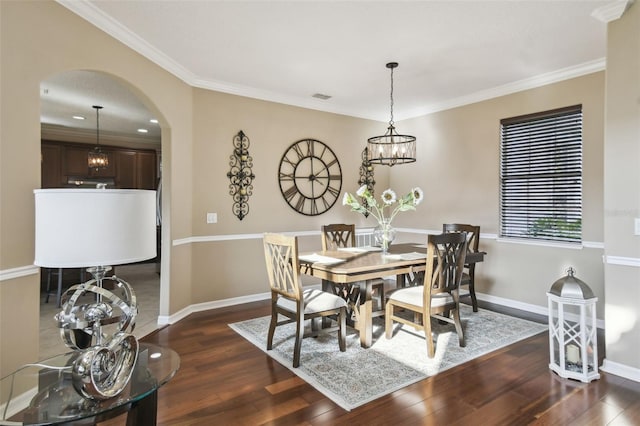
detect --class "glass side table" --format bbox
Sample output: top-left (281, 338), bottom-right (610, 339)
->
top-left (0, 343), bottom-right (180, 425)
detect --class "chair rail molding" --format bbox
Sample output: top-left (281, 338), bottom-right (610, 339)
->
top-left (603, 255), bottom-right (640, 268)
top-left (0, 265), bottom-right (39, 281)
top-left (171, 228), bottom-right (608, 251)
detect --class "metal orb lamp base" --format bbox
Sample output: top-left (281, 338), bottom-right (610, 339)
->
top-left (55, 266), bottom-right (139, 400)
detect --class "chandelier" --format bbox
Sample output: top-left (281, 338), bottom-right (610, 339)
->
top-left (87, 105), bottom-right (109, 170)
top-left (367, 62), bottom-right (416, 166)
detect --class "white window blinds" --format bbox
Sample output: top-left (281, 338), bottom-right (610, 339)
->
top-left (500, 105), bottom-right (582, 243)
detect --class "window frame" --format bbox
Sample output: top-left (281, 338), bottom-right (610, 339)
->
top-left (499, 105), bottom-right (583, 244)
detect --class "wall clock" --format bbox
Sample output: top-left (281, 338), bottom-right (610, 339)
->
top-left (278, 139), bottom-right (342, 216)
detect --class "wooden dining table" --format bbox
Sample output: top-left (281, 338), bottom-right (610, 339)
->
top-left (299, 242), bottom-right (485, 348)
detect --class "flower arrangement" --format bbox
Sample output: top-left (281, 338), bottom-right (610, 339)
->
top-left (343, 185), bottom-right (424, 223)
top-left (342, 185), bottom-right (424, 252)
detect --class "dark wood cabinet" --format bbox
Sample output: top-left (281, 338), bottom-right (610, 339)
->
top-left (115, 151), bottom-right (136, 188)
top-left (136, 151), bottom-right (157, 190)
top-left (41, 144), bottom-right (62, 188)
top-left (115, 150), bottom-right (157, 189)
top-left (42, 141), bottom-right (157, 190)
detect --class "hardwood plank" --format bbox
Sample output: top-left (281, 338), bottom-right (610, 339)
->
top-left (95, 300), bottom-right (640, 425)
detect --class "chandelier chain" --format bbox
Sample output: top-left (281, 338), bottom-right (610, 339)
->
top-left (388, 66), bottom-right (394, 126)
top-left (92, 105), bottom-right (103, 148)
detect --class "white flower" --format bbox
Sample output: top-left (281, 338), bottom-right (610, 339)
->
top-left (381, 189), bottom-right (396, 205)
top-left (343, 186), bottom-right (423, 225)
top-left (412, 187), bottom-right (424, 205)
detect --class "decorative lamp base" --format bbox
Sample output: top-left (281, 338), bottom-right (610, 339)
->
top-left (55, 267), bottom-right (139, 400)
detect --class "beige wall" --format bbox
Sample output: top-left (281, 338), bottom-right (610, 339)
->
top-left (603, 2), bottom-right (640, 371)
top-left (0, 0), bottom-right (194, 375)
top-left (391, 73), bottom-right (606, 317)
top-left (395, 73), bottom-right (605, 239)
top-left (2, 0), bottom-right (638, 382)
top-left (189, 89), bottom-right (384, 303)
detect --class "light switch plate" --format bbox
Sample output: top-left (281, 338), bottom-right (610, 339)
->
top-left (207, 212), bottom-right (217, 224)
top-left (635, 218), bottom-right (640, 236)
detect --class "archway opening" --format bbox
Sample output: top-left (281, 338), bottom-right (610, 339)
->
top-left (38, 69), bottom-right (167, 360)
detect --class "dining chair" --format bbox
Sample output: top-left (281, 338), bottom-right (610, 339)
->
top-left (385, 232), bottom-right (468, 358)
top-left (263, 233), bottom-right (347, 368)
top-left (321, 223), bottom-right (356, 251)
top-left (443, 223), bottom-right (482, 312)
top-left (321, 224), bottom-right (386, 312)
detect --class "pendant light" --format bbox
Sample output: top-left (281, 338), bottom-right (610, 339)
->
top-left (367, 62), bottom-right (416, 166)
top-left (87, 105), bottom-right (109, 170)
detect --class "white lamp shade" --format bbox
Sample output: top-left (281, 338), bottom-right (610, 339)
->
top-left (34, 189), bottom-right (157, 268)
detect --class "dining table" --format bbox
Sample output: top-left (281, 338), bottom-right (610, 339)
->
top-left (299, 242), bottom-right (485, 348)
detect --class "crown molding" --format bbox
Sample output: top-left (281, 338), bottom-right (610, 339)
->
top-left (56, 1), bottom-right (375, 121)
top-left (401, 58), bottom-right (606, 120)
top-left (57, 0), bottom-right (608, 123)
top-left (591, 0), bottom-right (634, 23)
top-left (56, 0), bottom-right (197, 84)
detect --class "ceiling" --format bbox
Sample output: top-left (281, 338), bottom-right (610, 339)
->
top-left (43, 0), bottom-right (620, 145)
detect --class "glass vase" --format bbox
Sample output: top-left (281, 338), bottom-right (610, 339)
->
top-left (374, 219), bottom-right (396, 254)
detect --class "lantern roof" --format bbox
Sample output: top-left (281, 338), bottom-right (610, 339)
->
top-left (548, 267), bottom-right (596, 300)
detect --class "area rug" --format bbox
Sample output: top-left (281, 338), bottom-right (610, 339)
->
top-left (229, 305), bottom-right (547, 411)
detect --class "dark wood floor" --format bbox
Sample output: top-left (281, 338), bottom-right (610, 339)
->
top-left (112, 300), bottom-right (640, 425)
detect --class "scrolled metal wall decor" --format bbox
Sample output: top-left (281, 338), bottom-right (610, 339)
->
top-left (227, 130), bottom-right (255, 220)
top-left (357, 147), bottom-right (376, 218)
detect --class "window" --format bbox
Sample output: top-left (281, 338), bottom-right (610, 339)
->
top-left (500, 105), bottom-right (582, 243)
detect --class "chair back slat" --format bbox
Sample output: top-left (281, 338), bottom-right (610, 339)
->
top-left (263, 233), bottom-right (302, 301)
top-left (321, 224), bottom-right (356, 251)
top-left (424, 232), bottom-right (468, 302)
top-left (443, 223), bottom-right (480, 253)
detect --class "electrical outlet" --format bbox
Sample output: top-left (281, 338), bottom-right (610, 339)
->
top-left (207, 213), bottom-right (217, 224)
top-left (635, 218), bottom-right (640, 236)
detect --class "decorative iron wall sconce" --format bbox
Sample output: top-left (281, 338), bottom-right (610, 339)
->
top-left (358, 147), bottom-right (376, 218)
top-left (227, 130), bottom-right (255, 220)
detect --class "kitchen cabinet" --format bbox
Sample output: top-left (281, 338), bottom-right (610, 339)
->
top-left (41, 143), bottom-right (62, 188)
top-left (136, 151), bottom-right (157, 190)
top-left (41, 141), bottom-right (157, 190)
top-left (116, 151), bottom-right (137, 188)
top-left (116, 150), bottom-right (157, 189)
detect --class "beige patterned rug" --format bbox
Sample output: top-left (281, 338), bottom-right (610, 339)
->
top-left (229, 305), bottom-right (547, 411)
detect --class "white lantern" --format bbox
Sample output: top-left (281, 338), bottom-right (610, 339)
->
top-left (547, 268), bottom-right (600, 383)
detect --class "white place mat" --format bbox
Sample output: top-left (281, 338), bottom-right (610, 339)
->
top-left (298, 253), bottom-right (346, 265)
top-left (337, 246), bottom-right (381, 253)
top-left (384, 252), bottom-right (426, 261)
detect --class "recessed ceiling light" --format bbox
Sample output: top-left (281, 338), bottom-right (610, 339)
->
top-left (149, 119), bottom-right (158, 124)
top-left (72, 115), bottom-right (85, 120)
top-left (137, 128), bottom-right (148, 133)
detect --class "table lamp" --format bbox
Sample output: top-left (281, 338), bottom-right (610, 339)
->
top-left (34, 188), bottom-right (156, 400)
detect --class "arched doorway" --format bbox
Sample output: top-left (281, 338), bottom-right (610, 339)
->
top-left (38, 70), bottom-right (166, 359)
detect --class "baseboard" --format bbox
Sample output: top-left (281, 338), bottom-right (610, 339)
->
top-left (476, 292), bottom-right (605, 329)
top-left (601, 358), bottom-right (640, 383)
top-left (158, 291), bottom-right (272, 325)
top-left (158, 284), bottom-right (326, 325)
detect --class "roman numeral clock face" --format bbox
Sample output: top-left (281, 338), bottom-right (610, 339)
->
top-left (278, 139), bottom-right (343, 216)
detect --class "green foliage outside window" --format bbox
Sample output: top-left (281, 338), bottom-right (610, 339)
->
top-left (528, 217), bottom-right (582, 241)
